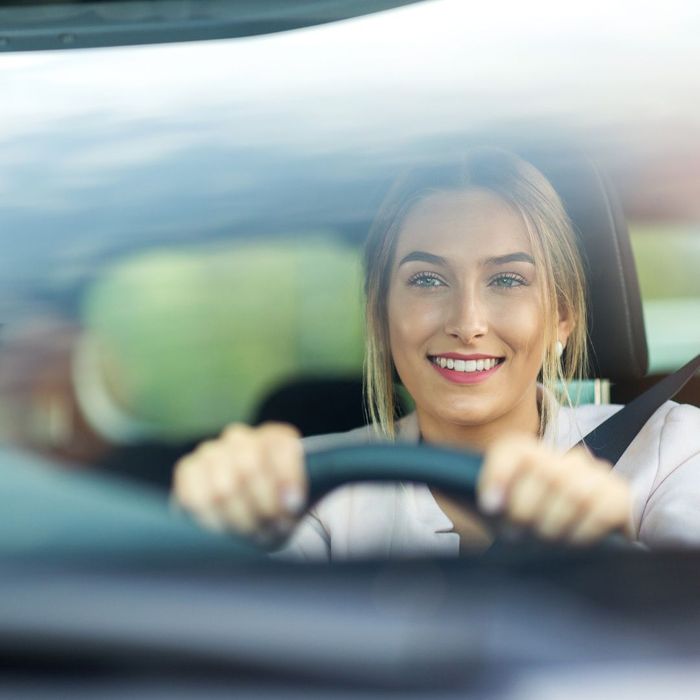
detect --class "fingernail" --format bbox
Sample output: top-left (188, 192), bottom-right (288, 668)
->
top-left (479, 487), bottom-right (505, 514)
top-left (281, 487), bottom-right (305, 515)
top-left (198, 511), bottom-right (226, 533)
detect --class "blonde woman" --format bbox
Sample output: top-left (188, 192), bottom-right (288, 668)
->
top-left (173, 148), bottom-right (700, 559)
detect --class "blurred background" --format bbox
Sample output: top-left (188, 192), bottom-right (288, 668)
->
top-left (0, 0), bottom-right (698, 486)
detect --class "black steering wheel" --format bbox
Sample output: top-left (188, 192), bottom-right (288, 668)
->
top-left (306, 443), bottom-right (481, 504)
top-left (304, 444), bottom-right (629, 550)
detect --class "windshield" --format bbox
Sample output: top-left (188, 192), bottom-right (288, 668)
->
top-left (2, 1), bottom-right (697, 458)
top-left (1, 2), bottom-right (700, 692)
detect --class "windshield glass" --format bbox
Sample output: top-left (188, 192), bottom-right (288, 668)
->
top-left (0, 0), bottom-right (698, 544)
top-left (4, 3), bottom-right (700, 695)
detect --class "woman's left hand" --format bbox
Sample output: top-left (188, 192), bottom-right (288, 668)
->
top-left (477, 434), bottom-right (633, 544)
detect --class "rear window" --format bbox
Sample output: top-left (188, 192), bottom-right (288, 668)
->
top-left (630, 225), bottom-right (700, 372)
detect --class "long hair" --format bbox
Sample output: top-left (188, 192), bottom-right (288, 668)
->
top-left (363, 147), bottom-right (589, 438)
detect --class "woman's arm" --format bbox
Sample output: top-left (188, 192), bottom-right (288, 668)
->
top-left (638, 404), bottom-right (700, 547)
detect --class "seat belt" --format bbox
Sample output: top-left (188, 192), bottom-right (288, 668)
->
top-left (575, 353), bottom-right (700, 464)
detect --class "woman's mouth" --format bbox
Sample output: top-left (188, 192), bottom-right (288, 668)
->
top-left (428, 354), bottom-right (505, 384)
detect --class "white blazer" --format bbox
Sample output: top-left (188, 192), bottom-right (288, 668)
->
top-left (277, 401), bottom-right (700, 561)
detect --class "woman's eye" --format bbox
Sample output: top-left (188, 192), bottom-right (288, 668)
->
top-left (489, 273), bottom-right (527, 288)
top-left (408, 272), bottom-right (445, 288)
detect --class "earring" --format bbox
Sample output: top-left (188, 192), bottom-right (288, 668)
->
top-left (555, 340), bottom-right (564, 358)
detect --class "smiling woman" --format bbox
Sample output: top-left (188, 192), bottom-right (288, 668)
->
top-left (364, 149), bottom-right (588, 446)
top-left (174, 147), bottom-right (684, 557)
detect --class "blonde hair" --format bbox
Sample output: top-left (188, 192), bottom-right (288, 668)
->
top-left (363, 147), bottom-right (589, 438)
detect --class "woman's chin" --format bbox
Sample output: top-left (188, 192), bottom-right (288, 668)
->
top-left (419, 403), bottom-right (497, 430)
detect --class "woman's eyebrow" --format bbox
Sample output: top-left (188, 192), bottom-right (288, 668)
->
top-left (397, 251), bottom-right (447, 267)
top-left (483, 252), bottom-right (535, 266)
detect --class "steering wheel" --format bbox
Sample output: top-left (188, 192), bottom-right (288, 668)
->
top-left (304, 444), bottom-right (629, 550)
top-left (306, 443), bottom-right (480, 504)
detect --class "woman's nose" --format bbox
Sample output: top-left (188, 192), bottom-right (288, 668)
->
top-left (444, 290), bottom-right (488, 343)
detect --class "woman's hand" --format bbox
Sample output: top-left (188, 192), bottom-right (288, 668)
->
top-left (172, 422), bottom-right (307, 547)
top-left (477, 434), bottom-right (633, 544)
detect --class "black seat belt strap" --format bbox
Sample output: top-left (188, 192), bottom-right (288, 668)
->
top-left (574, 353), bottom-right (700, 464)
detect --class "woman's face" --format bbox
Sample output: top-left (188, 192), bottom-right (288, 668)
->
top-left (387, 188), bottom-right (569, 433)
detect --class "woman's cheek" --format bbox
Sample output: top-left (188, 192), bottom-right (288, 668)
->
top-left (389, 291), bottom-right (445, 343)
top-left (491, 295), bottom-right (544, 359)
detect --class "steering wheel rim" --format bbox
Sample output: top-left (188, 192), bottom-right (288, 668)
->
top-left (305, 443), bottom-right (481, 506)
top-left (304, 444), bottom-right (630, 550)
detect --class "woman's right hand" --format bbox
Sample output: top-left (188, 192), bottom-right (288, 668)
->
top-left (172, 422), bottom-right (307, 547)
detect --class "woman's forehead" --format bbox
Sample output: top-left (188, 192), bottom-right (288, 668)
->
top-left (395, 188), bottom-right (532, 258)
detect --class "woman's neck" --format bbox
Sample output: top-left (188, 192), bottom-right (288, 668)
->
top-left (416, 390), bottom-right (541, 452)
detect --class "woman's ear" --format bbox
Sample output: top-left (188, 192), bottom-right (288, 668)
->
top-left (557, 305), bottom-right (575, 349)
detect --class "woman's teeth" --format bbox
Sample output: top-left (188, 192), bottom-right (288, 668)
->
top-left (432, 357), bottom-right (500, 372)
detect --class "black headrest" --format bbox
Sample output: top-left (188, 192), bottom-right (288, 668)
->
top-left (253, 378), bottom-right (370, 437)
top-left (520, 148), bottom-right (649, 381)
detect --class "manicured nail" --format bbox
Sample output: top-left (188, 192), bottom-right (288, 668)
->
top-left (479, 487), bottom-right (505, 514)
top-left (198, 511), bottom-right (226, 533)
top-left (281, 487), bottom-right (305, 515)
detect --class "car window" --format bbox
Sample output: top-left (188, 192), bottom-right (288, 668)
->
top-left (80, 235), bottom-right (364, 440)
top-left (0, 0), bottom-right (698, 477)
top-left (630, 225), bottom-right (700, 371)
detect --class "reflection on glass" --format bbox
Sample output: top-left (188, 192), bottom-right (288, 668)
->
top-left (78, 234), bottom-right (364, 441)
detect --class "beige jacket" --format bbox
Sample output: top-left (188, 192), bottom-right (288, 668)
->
top-left (277, 401), bottom-right (700, 561)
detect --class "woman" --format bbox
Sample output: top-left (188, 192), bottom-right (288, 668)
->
top-left (173, 148), bottom-right (700, 559)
